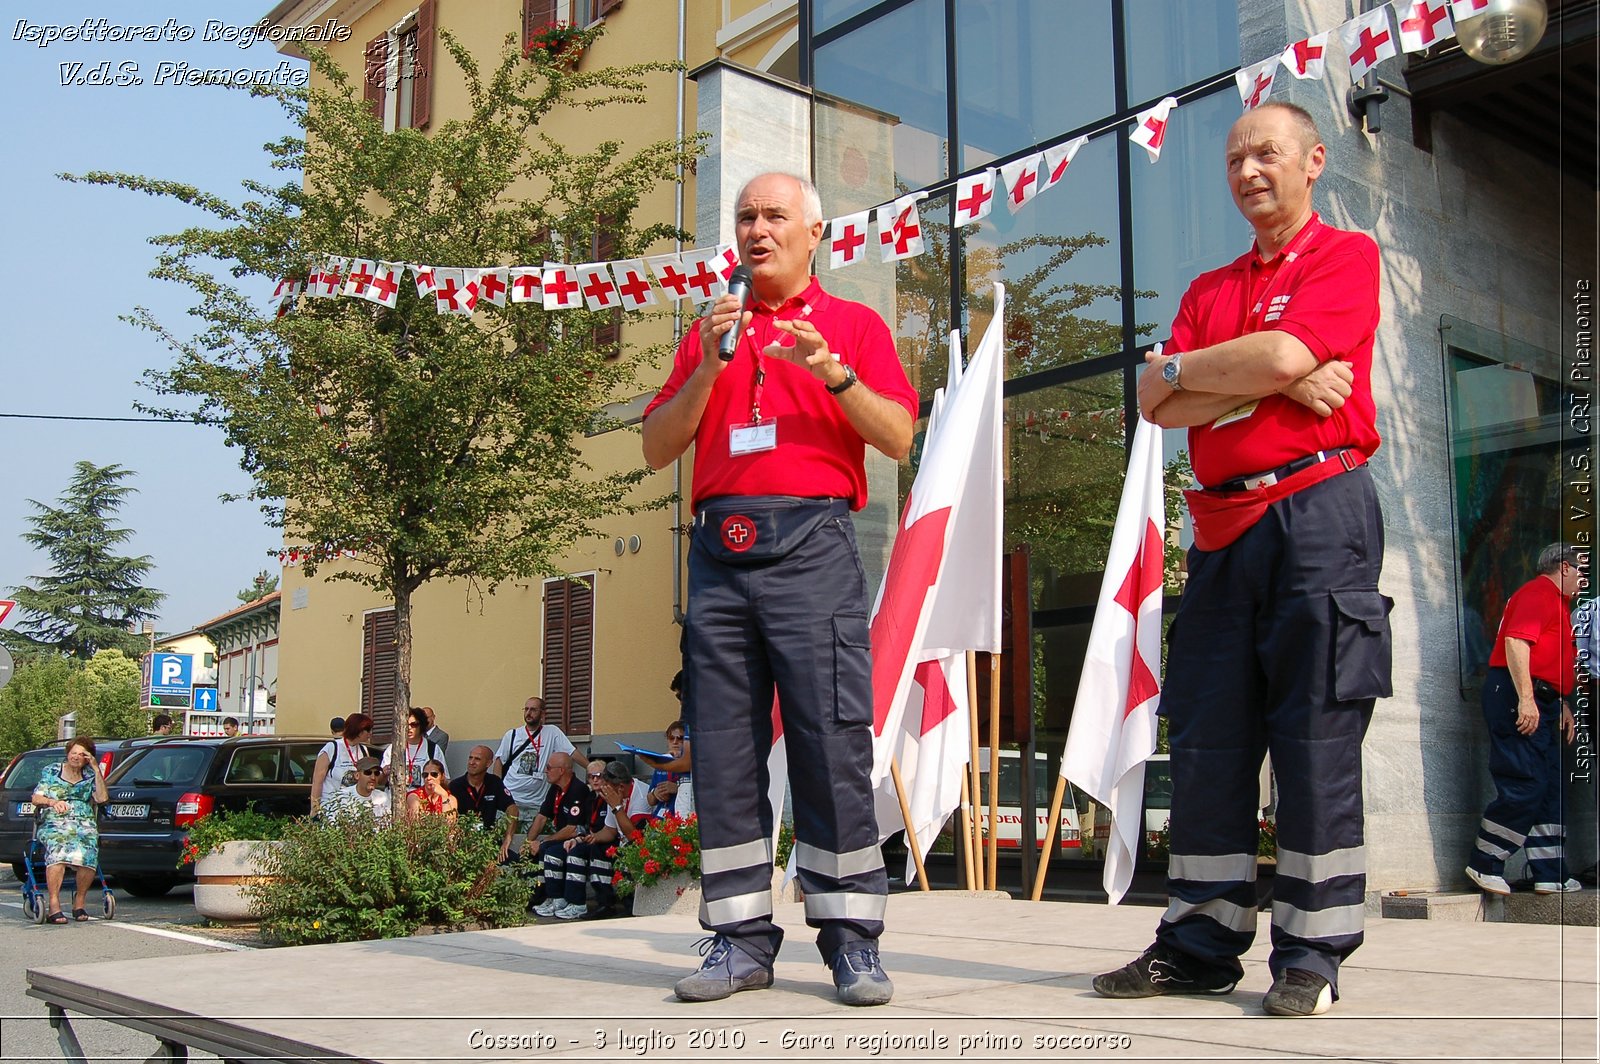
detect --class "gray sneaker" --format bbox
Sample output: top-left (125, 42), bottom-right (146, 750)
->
top-left (673, 936), bottom-right (774, 1002)
top-left (831, 945), bottom-right (894, 1006)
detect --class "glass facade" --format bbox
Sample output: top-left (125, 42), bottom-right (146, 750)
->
top-left (810, 0), bottom-right (1240, 867)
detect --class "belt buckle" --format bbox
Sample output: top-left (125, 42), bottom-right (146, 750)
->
top-left (1338, 448), bottom-right (1356, 472)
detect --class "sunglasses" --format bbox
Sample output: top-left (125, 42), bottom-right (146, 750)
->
top-left (361, 768), bottom-right (383, 776)
top-left (424, 771), bottom-right (442, 778)
top-left (667, 734), bottom-right (685, 741)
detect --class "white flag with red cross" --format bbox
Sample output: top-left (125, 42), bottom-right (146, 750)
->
top-left (508, 266), bottom-right (542, 304)
top-left (1039, 135), bottom-right (1089, 193)
top-left (411, 264), bottom-right (438, 298)
top-left (646, 254), bottom-right (692, 302)
top-left (680, 248), bottom-right (725, 304)
top-left (341, 259), bottom-right (378, 300)
top-left (869, 284), bottom-right (1005, 868)
top-left (1394, 0), bottom-right (1454, 52)
top-left (875, 194), bottom-right (927, 263)
top-left (1059, 413), bottom-right (1166, 905)
top-left (364, 262), bottom-right (403, 309)
top-left (1280, 32), bottom-right (1331, 79)
top-left (1342, 5), bottom-right (1398, 82)
top-left (1235, 56), bottom-right (1280, 109)
top-left (1129, 97), bottom-right (1178, 163)
top-left (575, 262), bottom-right (620, 311)
top-left (433, 268), bottom-right (477, 315)
top-left (542, 263), bottom-right (582, 310)
top-left (610, 259), bottom-right (657, 310)
top-left (1449, 0), bottom-right (1489, 21)
top-left (952, 168), bottom-right (998, 227)
top-left (709, 243), bottom-right (740, 290)
top-left (311, 256), bottom-right (348, 299)
top-left (270, 276), bottom-right (301, 307)
top-left (828, 211), bottom-right (872, 270)
top-left (1000, 152), bottom-right (1045, 214)
top-left (478, 267), bottom-right (510, 307)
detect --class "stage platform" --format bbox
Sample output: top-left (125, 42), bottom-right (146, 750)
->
top-left (25, 891), bottom-right (1598, 1063)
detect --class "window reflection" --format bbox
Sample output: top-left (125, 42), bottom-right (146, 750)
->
top-left (1123, 0), bottom-right (1240, 106)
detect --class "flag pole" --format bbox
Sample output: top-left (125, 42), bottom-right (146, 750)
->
top-left (958, 773), bottom-right (976, 890)
top-left (1030, 773), bottom-right (1072, 901)
top-left (965, 650), bottom-right (985, 884)
top-left (986, 653), bottom-right (1002, 891)
top-left (889, 757), bottom-right (931, 891)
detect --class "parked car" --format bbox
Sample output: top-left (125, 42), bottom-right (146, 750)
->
top-left (1, 746), bottom-right (67, 879)
top-left (98, 735), bottom-right (327, 897)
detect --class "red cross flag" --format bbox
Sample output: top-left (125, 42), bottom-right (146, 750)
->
top-left (869, 285), bottom-right (1005, 872)
top-left (646, 253), bottom-right (692, 301)
top-left (363, 262), bottom-right (402, 309)
top-left (680, 248), bottom-right (725, 304)
top-left (1128, 96), bottom-right (1178, 163)
top-left (611, 259), bottom-right (657, 310)
top-left (875, 193), bottom-right (927, 263)
top-left (508, 266), bottom-right (542, 304)
top-left (1395, 0), bottom-right (1454, 52)
top-left (1039, 135), bottom-right (1088, 193)
top-left (1234, 56), bottom-right (1280, 110)
top-left (1059, 413), bottom-right (1166, 904)
top-left (1449, 0), bottom-right (1489, 19)
top-left (478, 267), bottom-right (510, 307)
top-left (269, 277), bottom-right (303, 315)
top-left (542, 262), bottom-right (582, 310)
top-left (999, 152), bottom-right (1045, 214)
top-left (341, 258), bottom-right (377, 300)
top-left (311, 256), bottom-right (348, 299)
top-left (1279, 31), bottom-right (1331, 79)
top-left (1342, 5), bottom-right (1398, 82)
top-left (431, 269), bottom-right (467, 314)
top-left (952, 168), bottom-right (997, 228)
top-left (576, 262), bottom-right (620, 311)
top-left (828, 211), bottom-right (871, 270)
top-left (411, 264), bottom-right (438, 298)
top-left (710, 243), bottom-right (740, 291)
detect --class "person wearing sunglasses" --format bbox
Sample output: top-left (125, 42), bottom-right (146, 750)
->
top-left (406, 759), bottom-right (458, 820)
top-left (324, 755), bottom-right (392, 825)
top-left (383, 708), bottom-right (448, 791)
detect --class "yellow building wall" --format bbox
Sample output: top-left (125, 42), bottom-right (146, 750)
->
top-left (274, 0), bottom-right (795, 745)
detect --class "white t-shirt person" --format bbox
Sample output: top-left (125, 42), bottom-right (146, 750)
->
top-left (603, 778), bottom-right (654, 835)
top-left (493, 721), bottom-right (576, 811)
top-left (326, 783), bottom-right (392, 825)
top-left (317, 736), bottom-right (370, 808)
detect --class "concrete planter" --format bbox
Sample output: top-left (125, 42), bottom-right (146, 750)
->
top-left (630, 869), bottom-right (796, 917)
top-left (193, 841), bottom-right (282, 922)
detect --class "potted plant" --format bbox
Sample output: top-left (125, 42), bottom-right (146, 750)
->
top-left (179, 805), bottom-right (292, 921)
top-left (524, 21), bottom-right (584, 66)
top-left (613, 815), bottom-right (797, 916)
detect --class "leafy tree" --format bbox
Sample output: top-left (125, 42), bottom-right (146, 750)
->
top-left (63, 24), bottom-right (698, 766)
top-left (237, 570), bottom-right (280, 604)
top-left (7, 462), bottom-right (164, 660)
top-left (0, 656), bottom-right (75, 760)
top-left (72, 649), bottom-right (145, 740)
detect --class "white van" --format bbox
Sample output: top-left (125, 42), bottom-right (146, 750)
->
top-left (975, 749), bottom-right (1082, 851)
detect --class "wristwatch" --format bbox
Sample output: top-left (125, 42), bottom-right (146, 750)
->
top-left (1161, 353), bottom-right (1184, 391)
top-left (826, 364), bottom-right (858, 395)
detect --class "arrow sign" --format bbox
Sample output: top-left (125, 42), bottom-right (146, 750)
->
top-left (194, 687), bottom-right (218, 712)
top-left (0, 600), bottom-right (14, 626)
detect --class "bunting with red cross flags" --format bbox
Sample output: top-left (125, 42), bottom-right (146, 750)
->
top-left (310, 256), bottom-right (348, 299)
top-left (1394, 0), bottom-right (1455, 52)
top-left (610, 259), bottom-right (657, 310)
top-left (508, 266), bottom-right (542, 304)
top-left (646, 253), bottom-right (691, 302)
top-left (1039, 135), bottom-right (1088, 194)
top-left (709, 243), bottom-right (739, 289)
top-left (541, 263), bottom-right (581, 310)
top-left (1235, 56), bottom-right (1280, 109)
top-left (1059, 411), bottom-right (1166, 905)
top-left (478, 267), bottom-right (510, 307)
top-left (411, 264), bottom-right (438, 298)
top-left (1342, 4), bottom-right (1398, 82)
top-left (1449, 0), bottom-right (1490, 17)
top-left (952, 168), bottom-right (997, 227)
top-left (999, 151), bottom-right (1045, 214)
top-left (432, 268), bottom-right (476, 315)
top-left (363, 262), bottom-right (402, 309)
top-left (875, 193), bottom-right (927, 263)
top-left (1279, 31), bottom-right (1330, 79)
top-left (1129, 97), bottom-right (1178, 163)
top-left (828, 210), bottom-right (872, 270)
top-left (341, 259), bottom-right (378, 301)
top-left (576, 262), bottom-right (620, 311)
top-left (269, 276), bottom-right (302, 314)
top-left (679, 247), bottom-right (726, 304)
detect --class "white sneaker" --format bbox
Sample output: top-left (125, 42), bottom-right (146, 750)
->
top-left (1534, 879), bottom-right (1583, 894)
top-left (1465, 867), bottom-right (1511, 895)
top-left (554, 901), bottom-right (587, 920)
top-left (534, 898), bottom-right (563, 917)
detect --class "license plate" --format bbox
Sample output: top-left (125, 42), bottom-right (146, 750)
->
top-left (16, 802), bottom-right (35, 816)
top-left (107, 804), bottom-right (149, 818)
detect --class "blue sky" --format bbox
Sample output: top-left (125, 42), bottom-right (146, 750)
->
top-left (1, 3), bottom-right (308, 636)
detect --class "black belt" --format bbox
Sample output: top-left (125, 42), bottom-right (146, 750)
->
top-left (1213, 448), bottom-right (1355, 493)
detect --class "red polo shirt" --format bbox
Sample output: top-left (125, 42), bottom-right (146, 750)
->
top-left (1490, 575), bottom-right (1577, 695)
top-left (643, 278), bottom-right (917, 512)
top-left (1170, 214), bottom-right (1382, 488)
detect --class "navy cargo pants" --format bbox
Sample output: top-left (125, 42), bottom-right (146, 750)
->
top-left (682, 496), bottom-right (888, 968)
top-left (1468, 668), bottom-right (1569, 885)
top-left (1157, 466), bottom-right (1391, 997)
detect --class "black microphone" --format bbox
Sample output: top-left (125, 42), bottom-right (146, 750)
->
top-left (718, 265), bottom-right (754, 362)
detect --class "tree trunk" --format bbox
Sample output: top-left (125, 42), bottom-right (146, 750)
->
top-left (388, 576), bottom-right (415, 812)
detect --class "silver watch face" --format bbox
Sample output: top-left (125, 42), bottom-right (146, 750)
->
top-left (1163, 358), bottom-right (1180, 385)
